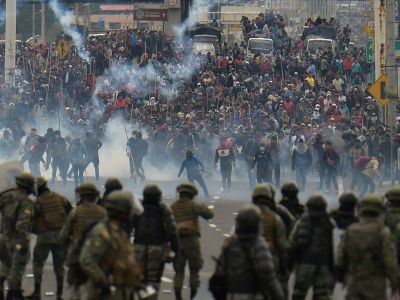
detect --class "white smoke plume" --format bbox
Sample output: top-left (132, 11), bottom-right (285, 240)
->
top-left (49, 0), bottom-right (90, 62)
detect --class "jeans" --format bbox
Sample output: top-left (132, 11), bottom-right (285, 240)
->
top-left (220, 164), bottom-right (232, 192)
top-left (188, 174), bottom-right (210, 197)
top-left (326, 167), bottom-right (338, 190)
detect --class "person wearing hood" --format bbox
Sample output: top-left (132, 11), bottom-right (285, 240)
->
top-left (133, 185), bottom-right (179, 299)
top-left (289, 195), bottom-right (335, 300)
top-left (252, 143), bottom-right (273, 184)
top-left (211, 205), bottom-right (284, 300)
top-left (291, 139), bottom-right (312, 192)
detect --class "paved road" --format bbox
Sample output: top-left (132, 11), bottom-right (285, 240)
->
top-left (16, 174), bottom-right (393, 299)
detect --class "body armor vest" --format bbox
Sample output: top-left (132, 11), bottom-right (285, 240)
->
top-left (72, 203), bottom-right (106, 241)
top-left (171, 199), bottom-right (199, 236)
top-left (35, 191), bottom-right (67, 233)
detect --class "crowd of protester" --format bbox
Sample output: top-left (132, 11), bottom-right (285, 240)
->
top-left (0, 10), bottom-right (397, 195)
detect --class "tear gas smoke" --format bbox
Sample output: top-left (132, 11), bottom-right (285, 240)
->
top-left (49, 0), bottom-right (90, 62)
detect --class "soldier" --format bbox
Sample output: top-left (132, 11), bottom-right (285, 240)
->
top-left (329, 192), bottom-right (358, 230)
top-left (27, 177), bottom-right (72, 300)
top-left (289, 195), bottom-right (335, 300)
top-left (178, 150), bottom-right (209, 198)
top-left (133, 185), bottom-right (179, 299)
top-left (60, 182), bottom-right (107, 300)
top-left (336, 194), bottom-right (399, 299)
top-left (279, 182), bottom-right (304, 220)
top-left (251, 184), bottom-right (288, 297)
top-left (385, 187), bottom-right (400, 233)
top-left (79, 191), bottom-right (142, 300)
top-left (171, 183), bottom-right (214, 300)
top-left (127, 131), bottom-right (148, 181)
top-left (0, 173), bottom-right (35, 300)
top-left (83, 132), bottom-right (102, 181)
top-left (97, 178), bottom-right (123, 207)
top-left (252, 143), bottom-right (273, 184)
top-left (211, 205), bottom-right (284, 300)
top-left (215, 139), bottom-right (235, 193)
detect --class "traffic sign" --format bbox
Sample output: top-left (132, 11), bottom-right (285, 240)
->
top-left (363, 22), bottom-right (375, 36)
top-left (56, 37), bottom-right (69, 60)
top-left (367, 74), bottom-right (389, 106)
top-left (366, 39), bottom-right (374, 63)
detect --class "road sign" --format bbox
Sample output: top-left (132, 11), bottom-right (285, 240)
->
top-left (363, 22), bottom-right (375, 36)
top-left (366, 39), bottom-right (374, 63)
top-left (367, 74), bottom-right (389, 106)
top-left (134, 9), bottom-right (168, 22)
top-left (56, 37), bottom-right (69, 60)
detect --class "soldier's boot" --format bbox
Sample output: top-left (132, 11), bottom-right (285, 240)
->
top-left (174, 288), bottom-right (182, 300)
top-left (26, 283), bottom-right (41, 300)
top-left (190, 287), bottom-right (197, 299)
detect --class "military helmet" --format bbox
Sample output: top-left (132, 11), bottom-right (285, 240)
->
top-left (269, 184), bottom-right (276, 199)
top-left (176, 183), bottom-right (198, 197)
top-left (306, 195), bottom-right (327, 212)
top-left (104, 177), bottom-right (123, 192)
top-left (339, 192), bottom-right (358, 207)
top-left (78, 182), bottom-right (99, 196)
top-left (385, 187), bottom-right (400, 203)
top-left (143, 184), bottom-right (162, 197)
top-left (235, 205), bottom-right (262, 235)
top-left (15, 172), bottom-right (35, 189)
top-left (281, 181), bottom-right (299, 196)
top-left (104, 191), bottom-right (135, 219)
top-left (359, 194), bottom-right (385, 214)
top-left (252, 184), bottom-right (273, 199)
top-left (36, 176), bottom-right (47, 190)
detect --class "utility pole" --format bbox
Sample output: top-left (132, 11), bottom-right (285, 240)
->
top-left (5, 0), bottom-right (16, 85)
top-left (385, 0), bottom-right (397, 127)
top-left (41, 0), bottom-right (45, 41)
top-left (32, 3), bottom-right (35, 37)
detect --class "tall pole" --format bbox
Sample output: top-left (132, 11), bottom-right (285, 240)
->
top-left (41, 0), bottom-right (45, 41)
top-left (5, 0), bottom-right (16, 85)
top-left (32, 3), bottom-right (35, 37)
top-left (386, 0), bottom-right (397, 127)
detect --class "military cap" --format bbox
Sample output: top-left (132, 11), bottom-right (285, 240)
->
top-left (104, 191), bottom-right (134, 214)
top-left (143, 184), bottom-right (162, 197)
top-left (306, 195), bottom-right (327, 212)
top-left (339, 192), bottom-right (358, 206)
top-left (252, 184), bottom-right (273, 199)
top-left (385, 187), bottom-right (400, 202)
top-left (15, 172), bottom-right (35, 188)
top-left (104, 177), bottom-right (123, 191)
top-left (235, 205), bottom-right (262, 235)
top-left (359, 194), bottom-right (385, 214)
top-left (281, 181), bottom-right (299, 196)
top-left (78, 182), bottom-right (99, 196)
top-left (36, 176), bottom-right (47, 189)
top-left (176, 183), bottom-right (198, 196)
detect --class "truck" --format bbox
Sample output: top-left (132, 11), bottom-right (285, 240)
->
top-left (246, 37), bottom-right (273, 60)
top-left (302, 25), bottom-right (337, 59)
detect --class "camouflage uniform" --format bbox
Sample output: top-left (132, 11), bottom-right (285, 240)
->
top-left (252, 184), bottom-right (288, 297)
top-left (279, 181), bottom-right (304, 220)
top-left (60, 182), bottom-right (106, 300)
top-left (171, 183), bottom-right (214, 300)
top-left (133, 185), bottom-right (179, 299)
top-left (337, 194), bottom-right (399, 300)
top-left (213, 205), bottom-right (284, 300)
top-left (289, 195), bottom-right (334, 300)
top-left (79, 191), bottom-right (142, 300)
top-left (28, 177), bottom-right (72, 300)
top-left (0, 173), bottom-right (35, 300)
top-left (385, 187), bottom-right (400, 232)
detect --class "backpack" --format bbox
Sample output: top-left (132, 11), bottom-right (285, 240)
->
top-left (354, 156), bottom-right (372, 171)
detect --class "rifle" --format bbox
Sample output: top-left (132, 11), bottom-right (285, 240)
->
top-left (123, 122), bottom-right (138, 183)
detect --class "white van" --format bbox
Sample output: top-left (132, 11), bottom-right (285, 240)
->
top-left (306, 38), bottom-right (335, 59)
top-left (246, 38), bottom-right (273, 60)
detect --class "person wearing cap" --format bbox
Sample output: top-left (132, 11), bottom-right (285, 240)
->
top-left (291, 138), bottom-right (312, 192)
top-left (79, 191), bottom-right (142, 299)
top-left (171, 183), bottom-right (214, 300)
top-left (133, 185), bottom-right (179, 298)
top-left (178, 151), bottom-right (209, 198)
top-left (336, 194), bottom-right (399, 300)
top-left (211, 205), bottom-right (284, 300)
top-left (61, 182), bottom-right (107, 300)
top-left (0, 173), bottom-right (35, 299)
top-left (289, 195), bottom-right (335, 300)
top-left (252, 184), bottom-right (288, 297)
top-left (28, 177), bottom-right (72, 300)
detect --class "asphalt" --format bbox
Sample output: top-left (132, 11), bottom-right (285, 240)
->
top-left (13, 172), bottom-right (394, 299)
